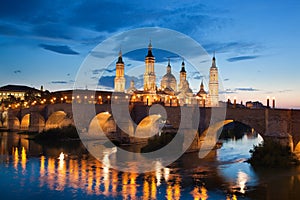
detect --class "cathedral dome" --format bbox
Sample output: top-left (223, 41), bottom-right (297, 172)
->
top-left (160, 60), bottom-right (177, 92)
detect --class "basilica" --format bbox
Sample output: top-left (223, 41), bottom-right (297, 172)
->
top-left (114, 42), bottom-right (219, 107)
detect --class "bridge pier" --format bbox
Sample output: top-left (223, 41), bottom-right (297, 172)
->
top-left (265, 109), bottom-right (293, 150)
top-left (28, 107), bottom-right (45, 133)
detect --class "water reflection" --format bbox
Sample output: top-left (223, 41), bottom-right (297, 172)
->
top-left (236, 171), bottom-right (248, 194)
top-left (1, 132), bottom-right (300, 199)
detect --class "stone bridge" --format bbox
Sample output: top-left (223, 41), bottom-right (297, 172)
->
top-left (4, 103), bottom-right (300, 153)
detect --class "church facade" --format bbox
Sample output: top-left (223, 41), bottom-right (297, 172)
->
top-left (113, 42), bottom-right (219, 107)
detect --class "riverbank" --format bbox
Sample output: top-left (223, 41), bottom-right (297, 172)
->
top-left (248, 140), bottom-right (300, 168)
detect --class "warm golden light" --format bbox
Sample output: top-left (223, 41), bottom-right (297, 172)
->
top-left (58, 152), bottom-right (65, 170)
top-left (14, 147), bottom-right (18, 170)
top-left (21, 147), bottom-right (26, 172)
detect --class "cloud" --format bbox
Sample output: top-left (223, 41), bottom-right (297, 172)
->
top-left (92, 68), bottom-right (116, 75)
top-left (227, 55), bottom-right (260, 62)
top-left (50, 81), bottom-right (68, 84)
top-left (39, 44), bottom-right (79, 55)
top-left (219, 89), bottom-right (236, 94)
top-left (235, 87), bottom-right (259, 92)
top-left (224, 78), bottom-right (229, 81)
top-left (0, 24), bottom-right (26, 36)
top-left (203, 42), bottom-right (263, 55)
top-left (13, 70), bottom-right (21, 74)
top-left (278, 89), bottom-right (292, 93)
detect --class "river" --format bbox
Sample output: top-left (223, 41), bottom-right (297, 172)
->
top-left (0, 131), bottom-right (300, 199)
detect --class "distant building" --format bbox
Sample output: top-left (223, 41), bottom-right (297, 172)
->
top-left (112, 42), bottom-right (220, 107)
top-left (246, 101), bottom-right (265, 109)
top-left (0, 85), bottom-right (41, 101)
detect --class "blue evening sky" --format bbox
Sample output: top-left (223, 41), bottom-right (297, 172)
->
top-left (0, 0), bottom-right (299, 108)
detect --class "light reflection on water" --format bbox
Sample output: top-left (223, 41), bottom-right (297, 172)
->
top-left (1, 132), bottom-right (300, 199)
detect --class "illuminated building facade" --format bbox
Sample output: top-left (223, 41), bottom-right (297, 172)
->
top-left (0, 85), bottom-right (41, 101)
top-left (208, 55), bottom-right (219, 107)
top-left (114, 50), bottom-right (126, 92)
top-left (113, 42), bottom-right (219, 107)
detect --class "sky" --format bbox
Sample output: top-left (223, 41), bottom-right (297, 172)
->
top-left (0, 0), bottom-right (299, 108)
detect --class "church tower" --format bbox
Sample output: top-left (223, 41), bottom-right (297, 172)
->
top-left (178, 60), bottom-right (187, 91)
top-left (114, 50), bottom-right (126, 92)
top-left (143, 41), bottom-right (156, 93)
top-left (209, 54), bottom-right (219, 106)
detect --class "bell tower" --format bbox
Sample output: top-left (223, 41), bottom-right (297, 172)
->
top-left (209, 53), bottom-right (219, 107)
top-left (178, 60), bottom-right (187, 91)
top-left (114, 50), bottom-right (126, 92)
top-left (143, 41), bottom-right (156, 93)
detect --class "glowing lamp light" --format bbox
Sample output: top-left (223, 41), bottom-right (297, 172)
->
top-left (58, 152), bottom-right (65, 161)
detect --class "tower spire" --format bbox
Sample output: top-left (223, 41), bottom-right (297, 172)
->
top-left (211, 52), bottom-right (216, 68)
top-left (116, 49), bottom-right (124, 64)
top-left (146, 39), bottom-right (154, 58)
top-left (180, 59), bottom-right (186, 73)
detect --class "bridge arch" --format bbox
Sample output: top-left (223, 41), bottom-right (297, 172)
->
top-left (10, 117), bottom-right (20, 130)
top-left (135, 114), bottom-right (162, 138)
top-left (20, 114), bottom-right (30, 130)
top-left (202, 119), bottom-right (265, 143)
top-left (293, 141), bottom-right (300, 158)
top-left (88, 112), bottom-right (116, 135)
top-left (45, 111), bottom-right (73, 130)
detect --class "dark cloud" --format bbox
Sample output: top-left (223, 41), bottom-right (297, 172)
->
top-left (39, 44), bottom-right (79, 55)
top-left (227, 55), bottom-right (260, 62)
top-left (0, 24), bottom-right (25, 36)
top-left (224, 78), bottom-right (229, 81)
top-left (235, 87), bottom-right (259, 92)
top-left (92, 68), bottom-right (116, 75)
top-left (0, 1), bottom-right (225, 44)
top-left (203, 42), bottom-right (262, 55)
top-left (50, 81), bottom-right (68, 84)
top-left (0, 0), bottom-right (42, 21)
top-left (33, 23), bottom-right (73, 40)
top-left (13, 70), bottom-right (21, 74)
top-left (191, 72), bottom-right (204, 80)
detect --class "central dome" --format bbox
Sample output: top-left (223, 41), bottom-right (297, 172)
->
top-left (160, 60), bottom-right (177, 92)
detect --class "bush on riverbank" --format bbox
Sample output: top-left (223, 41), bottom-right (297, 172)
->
top-left (248, 140), bottom-right (299, 168)
top-left (34, 125), bottom-right (79, 141)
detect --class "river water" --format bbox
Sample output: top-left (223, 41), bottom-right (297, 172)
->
top-left (0, 132), bottom-right (300, 200)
